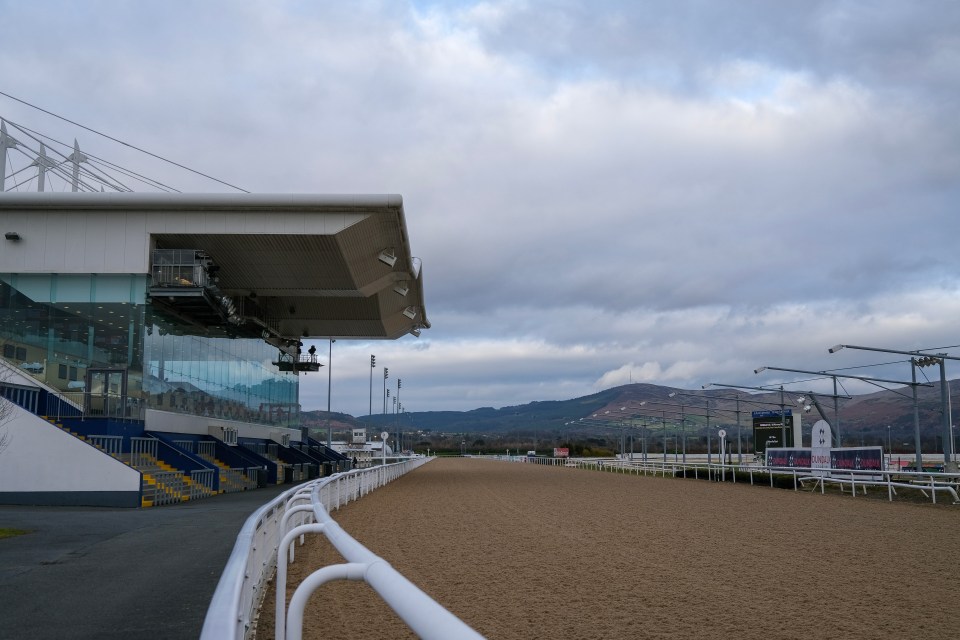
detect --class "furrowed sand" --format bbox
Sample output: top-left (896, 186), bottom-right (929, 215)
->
top-left (257, 458), bottom-right (959, 640)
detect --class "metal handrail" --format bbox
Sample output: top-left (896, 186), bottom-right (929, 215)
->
top-left (484, 454), bottom-right (960, 504)
top-left (201, 458), bottom-right (482, 640)
top-left (274, 478), bottom-right (484, 640)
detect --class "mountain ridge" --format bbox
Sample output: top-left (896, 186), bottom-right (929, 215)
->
top-left (305, 380), bottom-right (959, 450)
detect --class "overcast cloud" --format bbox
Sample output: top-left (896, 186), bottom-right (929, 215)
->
top-left (2, 1), bottom-right (959, 416)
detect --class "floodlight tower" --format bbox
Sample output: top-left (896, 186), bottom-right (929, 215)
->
top-left (830, 344), bottom-right (959, 469)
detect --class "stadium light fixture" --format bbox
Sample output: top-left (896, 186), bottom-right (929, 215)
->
top-left (378, 249), bottom-right (397, 267)
top-left (828, 342), bottom-right (960, 468)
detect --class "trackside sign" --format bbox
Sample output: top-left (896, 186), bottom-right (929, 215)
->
top-left (811, 420), bottom-right (832, 477)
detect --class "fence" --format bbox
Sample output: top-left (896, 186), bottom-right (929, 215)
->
top-left (150, 471), bottom-right (185, 506)
top-left (201, 458), bottom-right (483, 640)
top-left (490, 455), bottom-right (960, 505)
top-left (0, 381), bottom-right (40, 414)
top-left (130, 436), bottom-right (159, 467)
top-left (173, 439), bottom-right (195, 453)
top-left (87, 434), bottom-right (123, 457)
top-left (190, 469), bottom-right (217, 499)
top-left (44, 390), bottom-right (143, 421)
top-left (220, 467), bottom-right (257, 492)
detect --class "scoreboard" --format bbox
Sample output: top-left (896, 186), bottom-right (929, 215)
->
top-left (752, 409), bottom-right (798, 452)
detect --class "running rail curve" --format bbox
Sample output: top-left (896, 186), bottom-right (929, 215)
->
top-left (201, 459), bottom-right (482, 640)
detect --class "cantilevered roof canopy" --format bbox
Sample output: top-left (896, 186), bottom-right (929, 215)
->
top-left (0, 193), bottom-right (429, 340)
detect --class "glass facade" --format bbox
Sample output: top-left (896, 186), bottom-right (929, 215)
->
top-left (0, 273), bottom-right (299, 428)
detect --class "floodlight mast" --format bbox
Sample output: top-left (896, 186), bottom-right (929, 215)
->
top-left (702, 382), bottom-right (794, 449)
top-left (754, 364), bottom-right (933, 448)
top-left (699, 386), bottom-right (746, 464)
top-left (829, 343), bottom-right (957, 469)
top-left (670, 390), bottom-right (726, 465)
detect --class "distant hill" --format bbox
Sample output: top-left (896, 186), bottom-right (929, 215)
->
top-left (308, 380), bottom-right (959, 451)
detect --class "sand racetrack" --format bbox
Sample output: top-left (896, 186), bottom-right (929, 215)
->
top-left (257, 458), bottom-right (959, 639)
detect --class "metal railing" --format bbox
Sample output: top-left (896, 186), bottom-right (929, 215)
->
top-left (173, 439), bottom-right (195, 453)
top-left (149, 471), bottom-right (185, 506)
top-left (130, 436), bottom-right (159, 467)
top-left (87, 434), bottom-right (123, 457)
top-left (220, 468), bottom-right (256, 493)
top-left (202, 458), bottom-right (483, 640)
top-left (198, 441), bottom-right (216, 458)
top-left (190, 469), bottom-right (217, 499)
top-left (487, 455), bottom-right (960, 505)
top-left (0, 381), bottom-right (40, 414)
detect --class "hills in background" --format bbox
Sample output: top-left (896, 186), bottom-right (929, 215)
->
top-left (303, 380), bottom-right (960, 453)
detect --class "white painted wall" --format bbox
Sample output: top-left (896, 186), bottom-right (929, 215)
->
top-left (0, 206), bottom-right (366, 274)
top-left (0, 403), bottom-right (140, 492)
top-left (145, 408), bottom-right (301, 443)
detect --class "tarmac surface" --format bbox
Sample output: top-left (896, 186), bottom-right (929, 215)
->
top-left (0, 484), bottom-right (290, 640)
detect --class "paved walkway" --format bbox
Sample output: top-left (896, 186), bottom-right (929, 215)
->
top-left (0, 485), bottom-right (290, 640)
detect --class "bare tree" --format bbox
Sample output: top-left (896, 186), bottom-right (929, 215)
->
top-left (0, 367), bottom-right (13, 455)
top-left (0, 403), bottom-right (9, 454)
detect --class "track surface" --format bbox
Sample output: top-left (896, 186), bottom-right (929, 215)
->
top-left (258, 458), bottom-right (959, 639)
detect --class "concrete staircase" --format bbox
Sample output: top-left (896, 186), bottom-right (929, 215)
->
top-left (198, 453), bottom-right (255, 493)
top-left (41, 418), bottom-right (213, 508)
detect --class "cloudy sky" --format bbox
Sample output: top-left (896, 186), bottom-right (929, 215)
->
top-left (2, 1), bottom-right (959, 416)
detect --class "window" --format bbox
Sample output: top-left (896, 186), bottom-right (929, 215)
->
top-left (221, 427), bottom-right (238, 446)
top-left (59, 364), bottom-right (67, 379)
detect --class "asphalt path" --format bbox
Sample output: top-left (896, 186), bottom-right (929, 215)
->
top-left (0, 484), bottom-right (290, 640)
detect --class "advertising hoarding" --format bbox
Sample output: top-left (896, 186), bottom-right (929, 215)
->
top-left (830, 447), bottom-right (884, 480)
top-left (553, 447), bottom-right (570, 458)
top-left (765, 447), bottom-right (811, 468)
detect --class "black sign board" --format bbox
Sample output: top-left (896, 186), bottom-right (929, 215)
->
top-left (752, 410), bottom-right (795, 452)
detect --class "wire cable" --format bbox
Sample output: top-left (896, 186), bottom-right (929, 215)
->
top-left (0, 91), bottom-right (249, 192)
top-left (6, 119), bottom-right (179, 192)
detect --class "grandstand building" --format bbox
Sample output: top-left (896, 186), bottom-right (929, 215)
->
top-left (0, 193), bottom-right (428, 507)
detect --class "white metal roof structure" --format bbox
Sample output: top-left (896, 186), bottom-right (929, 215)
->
top-left (0, 192), bottom-right (429, 340)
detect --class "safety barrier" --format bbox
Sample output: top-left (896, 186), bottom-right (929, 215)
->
top-left (149, 470), bottom-right (185, 506)
top-left (0, 381), bottom-right (40, 414)
top-left (130, 436), bottom-right (159, 467)
top-left (190, 468), bottom-right (217, 499)
top-left (198, 441), bottom-right (216, 458)
top-left (87, 434), bottom-right (123, 457)
top-left (488, 455), bottom-right (960, 505)
top-left (173, 439), bottom-right (195, 452)
top-left (202, 457), bottom-right (482, 640)
top-left (220, 467), bottom-right (255, 493)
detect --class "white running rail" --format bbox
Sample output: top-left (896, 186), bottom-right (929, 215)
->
top-left (201, 458), bottom-right (484, 640)
top-left (488, 455), bottom-right (960, 504)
